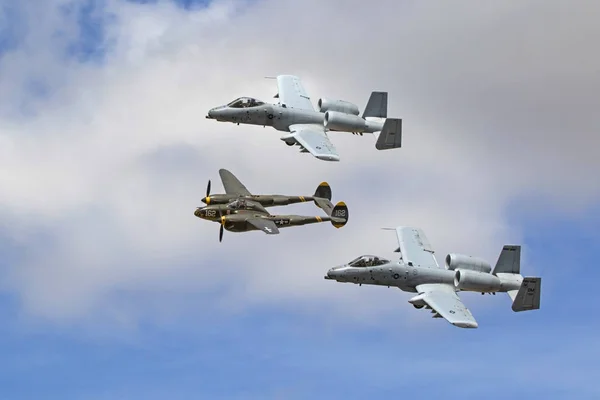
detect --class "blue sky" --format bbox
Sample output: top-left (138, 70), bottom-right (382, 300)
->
top-left (0, 218), bottom-right (599, 400)
top-left (1, 1), bottom-right (599, 399)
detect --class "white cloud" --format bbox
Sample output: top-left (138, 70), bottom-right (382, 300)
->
top-left (1, 0), bottom-right (599, 325)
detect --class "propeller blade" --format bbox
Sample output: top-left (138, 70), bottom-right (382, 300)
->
top-left (219, 224), bottom-right (224, 242)
top-left (206, 180), bottom-right (211, 197)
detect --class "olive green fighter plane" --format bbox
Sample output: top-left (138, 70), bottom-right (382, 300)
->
top-left (195, 169), bottom-right (349, 241)
top-left (201, 169), bottom-right (333, 208)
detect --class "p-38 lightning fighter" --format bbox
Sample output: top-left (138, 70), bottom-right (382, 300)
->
top-left (206, 75), bottom-right (403, 162)
top-left (195, 169), bottom-right (348, 242)
top-left (202, 168), bottom-right (333, 210)
top-left (325, 226), bottom-right (541, 328)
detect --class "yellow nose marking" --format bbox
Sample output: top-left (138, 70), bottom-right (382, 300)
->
top-left (206, 196), bottom-right (211, 205)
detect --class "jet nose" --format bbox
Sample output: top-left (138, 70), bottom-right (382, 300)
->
top-left (325, 267), bottom-right (338, 280)
top-left (194, 208), bottom-right (204, 218)
top-left (206, 106), bottom-right (225, 119)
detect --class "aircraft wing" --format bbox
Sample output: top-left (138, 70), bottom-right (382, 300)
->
top-left (389, 226), bottom-right (439, 269)
top-left (219, 168), bottom-right (251, 196)
top-left (276, 75), bottom-right (315, 111)
top-left (246, 218), bottom-right (280, 235)
top-left (288, 124), bottom-right (340, 162)
top-left (415, 283), bottom-right (478, 328)
top-left (244, 199), bottom-right (269, 214)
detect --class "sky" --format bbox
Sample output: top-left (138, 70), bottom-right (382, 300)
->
top-left (0, 0), bottom-right (599, 398)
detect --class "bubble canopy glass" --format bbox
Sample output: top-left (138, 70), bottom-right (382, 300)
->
top-left (227, 97), bottom-right (265, 108)
top-left (347, 255), bottom-right (390, 267)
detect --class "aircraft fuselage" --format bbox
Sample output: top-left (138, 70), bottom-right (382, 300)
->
top-left (206, 102), bottom-right (384, 134)
top-left (325, 260), bottom-right (522, 294)
top-left (194, 206), bottom-right (329, 233)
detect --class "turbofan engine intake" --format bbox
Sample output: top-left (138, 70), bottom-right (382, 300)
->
top-left (454, 270), bottom-right (501, 292)
top-left (324, 111), bottom-right (367, 132)
top-left (445, 253), bottom-right (492, 273)
top-left (318, 99), bottom-right (360, 115)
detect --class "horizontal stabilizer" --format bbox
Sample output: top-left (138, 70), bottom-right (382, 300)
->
top-left (512, 277), bottom-right (541, 312)
top-left (375, 118), bottom-right (402, 150)
top-left (314, 198), bottom-right (334, 215)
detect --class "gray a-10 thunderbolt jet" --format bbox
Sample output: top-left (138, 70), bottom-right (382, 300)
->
top-left (206, 75), bottom-right (402, 162)
top-left (195, 168), bottom-right (348, 241)
top-left (325, 226), bottom-right (541, 328)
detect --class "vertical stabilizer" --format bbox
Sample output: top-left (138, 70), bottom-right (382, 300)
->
top-left (492, 245), bottom-right (521, 275)
top-left (330, 202), bottom-right (349, 228)
top-left (511, 277), bottom-right (541, 312)
top-left (313, 182), bottom-right (332, 201)
top-left (362, 92), bottom-right (387, 118)
top-left (375, 118), bottom-right (402, 150)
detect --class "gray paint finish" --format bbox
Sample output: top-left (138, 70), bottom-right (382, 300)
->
top-left (206, 75), bottom-right (403, 161)
top-left (325, 226), bottom-right (541, 328)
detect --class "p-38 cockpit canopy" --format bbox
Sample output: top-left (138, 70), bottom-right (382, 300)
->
top-left (226, 199), bottom-right (249, 209)
top-left (347, 255), bottom-right (390, 267)
top-left (226, 97), bottom-right (265, 109)
top-left (226, 198), bottom-right (265, 212)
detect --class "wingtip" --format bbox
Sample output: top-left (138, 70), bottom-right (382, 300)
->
top-left (452, 321), bottom-right (478, 329)
top-left (316, 155), bottom-right (340, 162)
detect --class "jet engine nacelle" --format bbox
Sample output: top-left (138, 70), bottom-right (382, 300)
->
top-left (318, 99), bottom-right (360, 116)
top-left (454, 269), bottom-right (501, 292)
top-left (445, 253), bottom-right (492, 273)
top-left (324, 111), bottom-right (367, 132)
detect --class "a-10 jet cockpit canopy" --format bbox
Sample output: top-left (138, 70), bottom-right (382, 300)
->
top-left (347, 255), bottom-right (390, 267)
top-left (227, 97), bottom-right (265, 109)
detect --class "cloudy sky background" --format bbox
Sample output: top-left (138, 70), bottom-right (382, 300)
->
top-left (1, 0), bottom-right (599, 398)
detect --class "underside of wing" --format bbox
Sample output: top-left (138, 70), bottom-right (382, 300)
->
top-left (219, 168), bottom-right (251, 196)
top-left (393, 226), bottom-right (439, 269)
top-left (276, 75), bottom-right (315, 111)
top-left (289, 124), bottom-right (340, 162)
top-left (246, 218), bottom-right (280, 235)
top-left (415, 284), bottom-right (478, 328)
